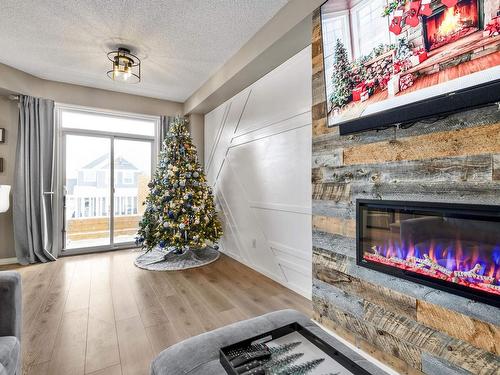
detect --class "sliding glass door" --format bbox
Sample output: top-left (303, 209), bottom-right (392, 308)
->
top-left (58, 105), bottom-right (157, 253)
top-left (64, 135), bottom-right (112, 249)
top-left (113, 139), bottom-right (152, 244)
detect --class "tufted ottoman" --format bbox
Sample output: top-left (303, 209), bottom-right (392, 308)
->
top-left (150, 309), bottom-right (388, 375)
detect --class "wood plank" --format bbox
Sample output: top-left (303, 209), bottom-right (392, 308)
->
top-left (48, 308), bottom-right (88, 375)
top-left (317, 154), bottom-right (492, 183)
top-left (22, 261), bottom-right (75, 369)
top-left (64, 258), bottom-right (91, 312)
top-left (356, 337), bottom-right (425, 375)
top-left (311, 167), bottom-right (322, 183)
top-left (312, 215), bottom-right (355, 237)
top-left (313, 298), bottom-right (422, 369)
top-left (181, 267), bottom-right (234, 313)
top-left (364, 301), bottom-right (500, 374)
top-left (316, 311), bottom-right (426, 375)
top-left (87, 364), bottom-right (122, 375)
top-left (349, 180), bottom-right (500, 205)
top-left (313, 262), bottom-right (417, 319)
top-left (85, 256), bottom-right (120, 374)
top-left (417, 300), bottom-right (500, 355)
top-left (145, 320), bottom-right (179, 356)
top-left (167, 271), bottom-right (223, 332)
top-left (312, 200), bottom-right (355, 219)
top-left (128, 267), bottom-right (170, 329)
top-left (115, 316), bottom-right (154, 375)
top-left (26, 361), bottom-right (50, 375)
top-left (493, 154), bottom-right (500, 180)
top-left (312, 231), bottom-right (356, 258)
top-left (111, 253), bottom-right (140, 322)
top-left (343, 122), bottom-right (500, 166)
top-left (312, 150), bottom-right (343, 168)
top-left (312, 104), bottom-right (500, 147)
top-left (312, 182), bottom-right (350, 201)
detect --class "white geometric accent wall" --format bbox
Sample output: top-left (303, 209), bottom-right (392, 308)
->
top-left (204, 46), bottom-right (312, 298)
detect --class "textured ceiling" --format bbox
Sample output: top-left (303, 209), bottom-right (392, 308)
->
top-left (0, 0), bottom-right (288, 102)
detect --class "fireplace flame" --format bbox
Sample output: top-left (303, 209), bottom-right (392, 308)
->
top-left (364, 239), bottom-right (500, 296)
top-left (437, 7), bottom-right (462, 37)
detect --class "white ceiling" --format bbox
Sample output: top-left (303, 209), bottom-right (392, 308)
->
top-left (0, 0), bottom-right (288, 103)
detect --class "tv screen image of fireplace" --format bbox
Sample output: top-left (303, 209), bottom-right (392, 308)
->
top-left (320, 0), bottom-right (500, 126)
top-left (357, 201), bottom-right (500, 306)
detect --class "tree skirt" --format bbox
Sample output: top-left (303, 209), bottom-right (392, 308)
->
top-left (134, 247), bottom-right (220, 271)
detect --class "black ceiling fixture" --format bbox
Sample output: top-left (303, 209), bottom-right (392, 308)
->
top-left (107, 47), bottom-right (141, 83)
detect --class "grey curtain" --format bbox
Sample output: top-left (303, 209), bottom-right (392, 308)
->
top-left (13, 95), bottom-right (57, 264)
top-left (159, 116), bottom-right (175, 150)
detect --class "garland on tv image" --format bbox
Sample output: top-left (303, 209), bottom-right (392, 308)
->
top-left (320, 0), bottom-right (500, 131)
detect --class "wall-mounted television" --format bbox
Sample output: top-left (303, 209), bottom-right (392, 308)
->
top-left (320, 0), bottom-right (500, 135)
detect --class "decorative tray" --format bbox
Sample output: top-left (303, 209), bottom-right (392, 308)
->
top-left (219, 322), bottom-right (373, 375)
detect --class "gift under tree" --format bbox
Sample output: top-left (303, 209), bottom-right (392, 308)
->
top-left (136, 117), bottom-right (222, 254)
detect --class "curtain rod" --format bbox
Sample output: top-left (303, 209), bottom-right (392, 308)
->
top-left (8, 95), bottom-right (20, 101)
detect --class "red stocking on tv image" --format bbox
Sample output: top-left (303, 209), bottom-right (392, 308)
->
top-left (320, 0), bottom-right (500, 134)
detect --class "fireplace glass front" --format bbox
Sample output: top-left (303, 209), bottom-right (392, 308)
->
top-left (357, 200), bottom-right (500, 307)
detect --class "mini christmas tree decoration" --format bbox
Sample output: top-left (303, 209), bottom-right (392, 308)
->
top-left (134, 117), bottom-right (223, 270)
top-left (330, 39), bottom-right (355, 109)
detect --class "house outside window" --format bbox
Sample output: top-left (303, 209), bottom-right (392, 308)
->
top-left (82, 170), bottom-right (96, 184)
top-left (123, 171), bottom-right (134, 185)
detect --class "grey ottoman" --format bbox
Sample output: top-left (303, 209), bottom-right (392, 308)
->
top-left (150, 309), bottom-right (388, 375)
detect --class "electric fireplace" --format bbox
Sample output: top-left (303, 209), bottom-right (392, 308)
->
top-left (357, 200), bottom-right (500, 307)
top-left (423, 0), bottom-right (480, 51)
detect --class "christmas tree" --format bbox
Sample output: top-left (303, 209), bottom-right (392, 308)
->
top-left (136, 117), bottom-right (222, 253)
top-left (330, 39), bottom-right (354, 108)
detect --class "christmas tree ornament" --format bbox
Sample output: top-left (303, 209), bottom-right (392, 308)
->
top-left (420, 0), bottom-right (432, 16)
top-left (405, 0), bottom-right (422, 27)
top-left (136, 117), bottom-right (223, 253)
top-left (441, 0), bottom-right (458, 7)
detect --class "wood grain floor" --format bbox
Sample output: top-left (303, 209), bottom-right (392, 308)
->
top-left (1, 250), bottom-right (311, 375)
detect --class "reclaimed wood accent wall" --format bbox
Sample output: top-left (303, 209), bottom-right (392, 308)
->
top-left (311, 8), bottom-right (500, 375)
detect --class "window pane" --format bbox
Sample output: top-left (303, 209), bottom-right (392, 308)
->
top-left (355, 0), bottom-right (389, 58)
top-left (62, 109), bottom-right (156, 136)
top-left (113, 139), bottom-right (152, 244)
top-left (65, 135), bottom-right (111, 249)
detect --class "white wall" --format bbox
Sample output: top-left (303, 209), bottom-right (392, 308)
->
top-left (204, 46), bottom-right (312, 298)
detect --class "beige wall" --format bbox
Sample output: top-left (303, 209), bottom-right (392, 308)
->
top-left (188, 114), bottom-right (204, 166)
top-left (0, 63), bottom-right (183, 116)
top-left (0, 96), bottom-right (19, 260)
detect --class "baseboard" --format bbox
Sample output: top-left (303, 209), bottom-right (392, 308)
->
top-left (0, 257), bottom-right (18, 265)
top-left (315, 321), bottom-right (399, 375)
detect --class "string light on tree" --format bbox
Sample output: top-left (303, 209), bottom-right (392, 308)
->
top-left (136, 117), bottom-right (222, 253)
